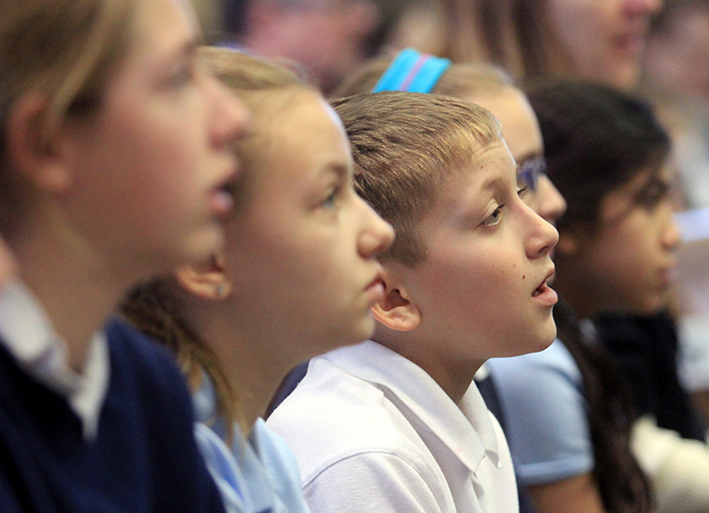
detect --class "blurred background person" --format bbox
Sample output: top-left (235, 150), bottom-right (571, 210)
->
top-left (640, 0), bottom-right (709, 423)
top-left (204, 0), bottom-right (416, 94)
top-left (389, 0), bottom-right (663, 90)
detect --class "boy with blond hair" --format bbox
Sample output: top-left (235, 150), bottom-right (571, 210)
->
top-left (267, 91), bottom-right (559, 512)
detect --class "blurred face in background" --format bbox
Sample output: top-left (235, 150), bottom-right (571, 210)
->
top-left (547, 0), bottom-right (663, 89)
top-left (245, 0), bottom-right (381, 93)
top-left (558, 165), bottom-right (681, 316)
top-left (642, 3), bottom-right (709, 100)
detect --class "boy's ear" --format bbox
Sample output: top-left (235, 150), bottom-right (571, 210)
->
top-left (175, 253), bottom-right (232, 301)
top-left (371, 270), bottom-right (421, 332)
top-left (7, 93), bottom-right (72, 193)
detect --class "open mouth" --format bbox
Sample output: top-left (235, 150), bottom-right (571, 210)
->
top-left (532, 268), bottom-right (558, 306)
top-left (210, 179), bottom-right (237, 218)
top-left (533, 281), bottom-right (547, 297)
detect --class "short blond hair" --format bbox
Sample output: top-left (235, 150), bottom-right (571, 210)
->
top-left (332, 91), bottom-right (501, 266)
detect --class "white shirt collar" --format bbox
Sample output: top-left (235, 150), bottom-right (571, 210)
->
top-left (0, 280), bottom-right (110, 441)
top-left (325, 340), bottom-right (502, 473)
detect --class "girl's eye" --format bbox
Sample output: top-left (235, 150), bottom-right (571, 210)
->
top-left (517, 185), bottom-right (530, 199)
top-left (637, 181), bottom-right (669, 210)
top-left (483, 205), bottom-right (504, 227)
top-left (321, 186), bottom-right (339, 208)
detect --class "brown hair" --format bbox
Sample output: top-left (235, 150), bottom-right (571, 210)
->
top-left (0, 0), bottom-right (136, 230)
top-left (121, 47), bottom-right (316, 439)
top-left (407, 0), bottom-right (570, 83)
top-left (333, 51), bottom-right (515, 100)
top-left (331, 91), bottom-right (501, 266)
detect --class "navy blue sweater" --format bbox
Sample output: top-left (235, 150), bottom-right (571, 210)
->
top-left (0, 318), bottom-right (226, 513)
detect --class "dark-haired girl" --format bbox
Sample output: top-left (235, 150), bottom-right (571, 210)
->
top-left (490, 80), bottom-right (709, 513)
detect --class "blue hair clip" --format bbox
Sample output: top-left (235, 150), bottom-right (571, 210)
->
top-left (372, 48), bottom-right (452, 94)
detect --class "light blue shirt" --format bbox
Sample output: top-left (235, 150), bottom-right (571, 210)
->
top-left (486, 339), bottom-right (594, 485)
top-left (192, 377), bottom-right (310, 513)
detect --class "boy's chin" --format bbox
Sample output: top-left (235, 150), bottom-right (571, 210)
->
top-left (523, 323), bottom-right (557, 355)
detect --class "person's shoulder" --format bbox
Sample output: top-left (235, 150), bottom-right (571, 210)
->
top-left (103, 316), bottom-right (194, 416)
top-left (104, 316), bottom-right (182, 380)
top-left (266, 355), bottom-right (424, 481)
top-left (267, 356), bottom-right (397, 440)
top-left (251, 418), bottom-right (311, 510)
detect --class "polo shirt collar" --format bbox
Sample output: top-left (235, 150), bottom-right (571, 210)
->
top-left (326, 340), bottom-right (502, 474)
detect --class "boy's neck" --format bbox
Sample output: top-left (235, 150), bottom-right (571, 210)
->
top-left (372, 332), bottom-right (483, 405)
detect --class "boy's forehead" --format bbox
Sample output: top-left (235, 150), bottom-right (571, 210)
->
top-left (426, 140), bottom-right (514, 212)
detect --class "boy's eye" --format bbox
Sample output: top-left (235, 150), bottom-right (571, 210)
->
top-left (483, 205), bottom-right (504, 227)
top-left (517, 156), bottom-right (547, 193)
top-left (517, 185), bottom-right (530, 199)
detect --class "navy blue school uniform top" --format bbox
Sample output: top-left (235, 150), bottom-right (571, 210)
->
top-left (0, 283), bottom-right (225, 513)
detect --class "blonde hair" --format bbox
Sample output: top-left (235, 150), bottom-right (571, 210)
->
top-left (0, 0), bottom-right (136, 231)
top-left (0, 0), bottom-right (136, 138)
top-left (332, 91), bottom-right (501, 266)
top-left (122, 47), bottom-right (317, 440)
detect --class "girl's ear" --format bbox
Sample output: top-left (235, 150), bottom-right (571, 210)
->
top-left (371, 270), bottom-right (421, 332)
top-left (175, 253), bottom-right (232, 301)
top-left (6, 93), bottom-right (71, 193)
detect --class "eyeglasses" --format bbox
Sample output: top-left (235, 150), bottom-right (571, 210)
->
top-left (517, 156), bottom-right (548, 193)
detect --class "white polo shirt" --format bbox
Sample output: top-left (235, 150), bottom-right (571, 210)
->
top-left (267, 340), bottom-right (519, 513)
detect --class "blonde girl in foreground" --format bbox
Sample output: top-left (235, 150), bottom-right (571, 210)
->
top-left (0, 1), bottom-right (248, 511)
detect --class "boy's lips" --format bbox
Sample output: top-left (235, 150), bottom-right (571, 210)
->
top-left (532, 267), bottom-right (558, 307)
